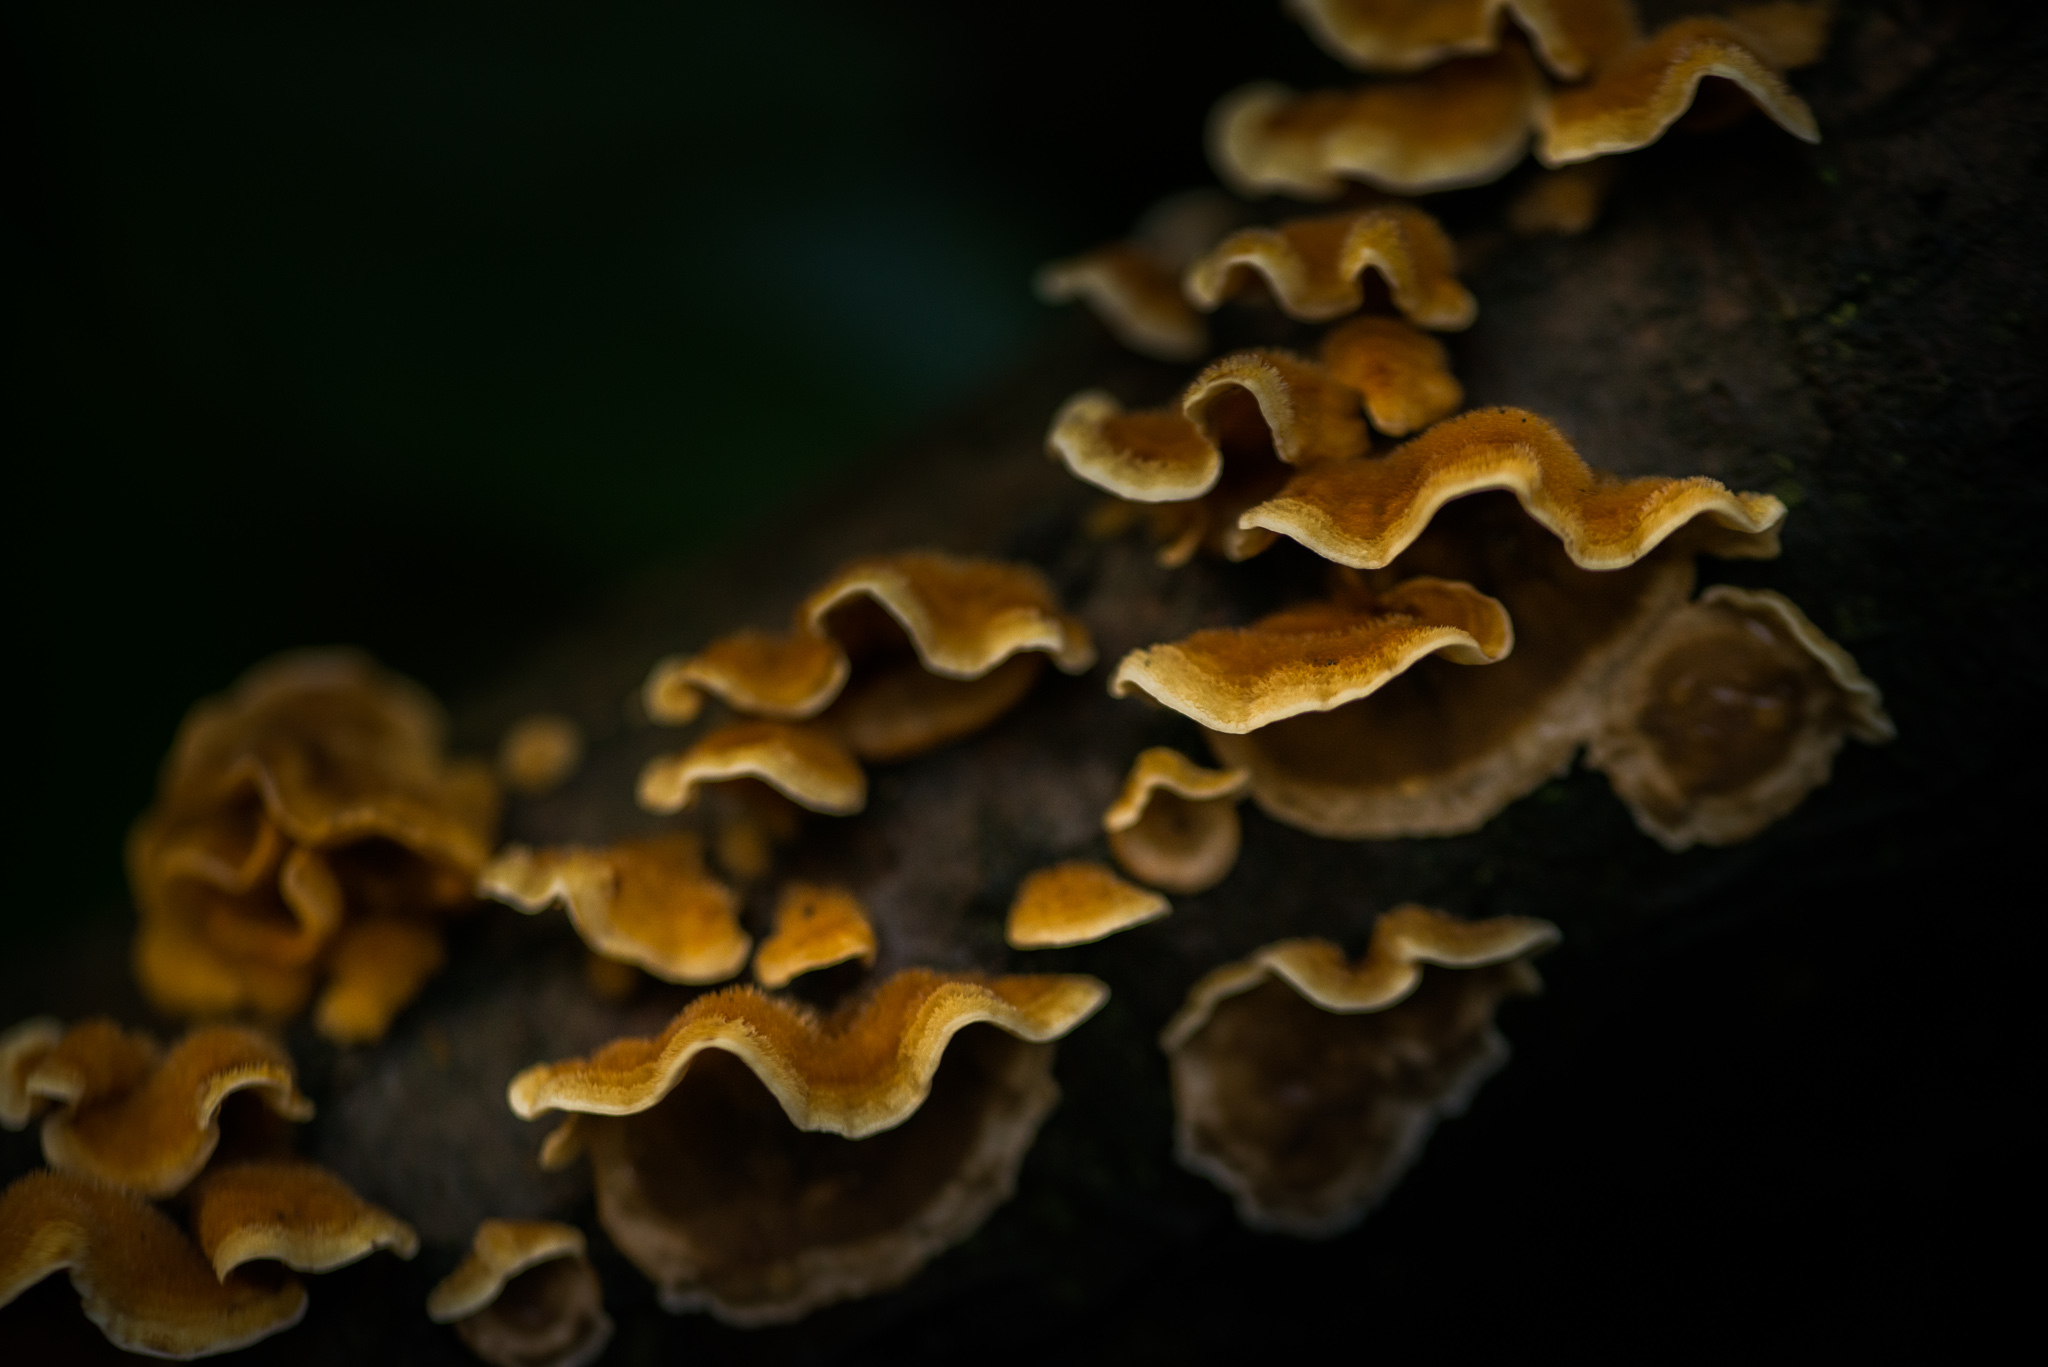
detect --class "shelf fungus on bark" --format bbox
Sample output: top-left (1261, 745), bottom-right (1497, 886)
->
top-left (1162, 905), bottom-right (1558, 1235)
top-left (7, 1018), bottom-right (312, 1200)
top-left (1211, 47), bottom-right (1545, 199)
top-left (0, 1169), bottom-right (310, 1358)
top-left (642, 552), bottom-right (1094, 765)
top-left (187, 1159), bottom-right (418, 1279)
top-left (638, 720), bottom-right (868, 817)
top-left (506, 971), bottom-right (1107, 1325)
top-left (1585, 585), bottom-right (1893, 849)
top-left (753, 883), bottom-right (880, 989)
top-left (1103, 749), bottom-right (1252, 895)
top-left (1111, 576), bottom-right (1515, 735)
top-left (428, 1221), bottom-right (612, 1367)
top-left (479, 835), bottom-right (751, 986)
top-left (1536, 16), bottom-right (1820, 166)
top-left (1285, 0), bottom-right (1640, 80)
top-left (128, 650), bottom-right (499, 1044)
top-left (1183, 204), bottom-right (1476, 329)
top-left (1032, 189), bottom-right (1248, 363)
top-left (1318, 316), bottom-right (1465, 436)
top-left (1006, 861), bottom-right (1173, 948)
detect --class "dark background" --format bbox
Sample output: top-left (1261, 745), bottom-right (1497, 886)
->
top-left (6, 1), bottom-right (2036, 1360)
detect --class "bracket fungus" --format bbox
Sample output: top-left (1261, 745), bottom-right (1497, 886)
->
top-left (1586, 585), bottom-right (1893, 849)
top-left (428, 1220), bottom-right (612, 1367)
top-left (642, 552), bottom-right (1094, 765)
top-left (479, 835), bottom-right (751, 986)
top-left (1183, 204), bottom-right (1476, 329)
top-left (0, 1016), bottom-right (63, 1131)
top-left (1162, 906), bottom-right (1558, 1235)
top-left (1285, 0), bottom-right (1640, 80)
top-left (1033, 188), bottom-right (1249, 362)
top-left (1006, 861), bottom-right (1173, 948)
top-left (753, 883), bottom-right (879, 989)
top-left (18, 1019), bottom-right (312, 1200)
top-left (1111, 576), bottom-right (1515, 734)
top-left (638, 719), bottom-right (867, 817)
top-left (1318, 315), bottom-right (1465, 436)
top-left (128, 650), bottom-right (499, 1043)
top-left (187, 1159), bottom-right (418, 1279)
top-left (506, 971), bottom-right (1106, 1324)
top-left (1103, 750), bottom-right (1252, 895)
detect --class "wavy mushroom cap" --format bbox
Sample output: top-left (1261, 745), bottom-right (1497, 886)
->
top-left (1164, 906), bottom-right (1556, 1235)
top-left (428, 1221), bottom-right (611, 1367)
top-left (1317, 315), bottom-right (1465, 436)
top-left (1035, 244), bottom-right (1210, 362)
top-left (1103, 750), bottom-right (1253, 895)
top-left (187, 1159), bottom-right (418, 1279)
top-left (27, 1021), bottom-right (312, 1200)
top-left (1286, 0), bottom-right (1640, 79)
top-left (753, 883), bottom-right (879, 989)
top-left (0, 1169), bottom-right (309, 1358)
top-left (1005, 861), bottom-right (1173, 948)
top-left (479, 835), bottom-right (750, 987)
top-left (638, 720), bottom-right (867, 817)
top-left (1, 1017), bottom-right (68, 1132)
top-left (1184, 204), bottom-right (1475, 328)
top-left (1586, 585), bottom-right (1893, 849)
top-left (1112, 576), bottom-right (1515, 734)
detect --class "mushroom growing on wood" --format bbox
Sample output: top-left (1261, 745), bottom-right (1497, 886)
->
top-left (128, 650), bottom-right (499, 1043)
top-left (506, 971), bottom-right (1106, 1324)
top-left (427, 1220), bottom-right (612, 1367)
top-left (1182, 204), bottom-right (1476, 328)
top-left (1285, 0), bottom-right (1640, 79)
top-left (479, 834), bottom-right (751, 986)
top-left (1585, 585), bottom-right (1893, 848)
top-left (186, 1159), bottom-right (418, 1278)
top-left (1162, 906), bottom-right (1557, 1235)
top-left (638, 719), bottom-right (867, 817)
top-left (1317, 315), bottom-right (1465, 436)
top-left (1103, 749), bottom-right (1252, 895)
top-left (752, 883), bottom-right (879, 989)
top-left (1005, 861), bottom-right (1173, 948)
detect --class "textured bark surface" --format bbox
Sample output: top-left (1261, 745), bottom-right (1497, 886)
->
top-left (4, 2), bottom-right (2037, 1358)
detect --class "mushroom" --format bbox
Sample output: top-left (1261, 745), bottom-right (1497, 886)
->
top-left (479, 834), bottom-right (751, 987)
top-left (1585, 585), bottom-right (1893, 848)
top-left (1317, 315), bottom-right (1465, 436)
top-left (496, 714), bottom-right (585, 798)
top-left (1103, 749), bottom-right (1252, 895)
top-left (186, 1159), bottom-right (418, 1278)
top-left (128, 649), bottom-right (499, 1043)
top-left (752, 883), bottom-right (879, 989)
top-left (427, 1220), bottom-right (612, 1367)
top-left (1033, 188), bottom-right (1249, 362)
top-left (1162, 906), bottom-right (1558, 1235)
top-left (0, 1017), bottom-right (64, 1131)
top-left (1183, 204), bottom-right (1476, 328)
top-left (641, 552), bottom-right (1095, 764)
top-left (0, 1169), bottom-right (309, 1358)
top-left (21, 1019), bottom-right (312, 1199)
top-left (1285, 0), bottom-right (1640, 80)
top-left (506, 970), bottom-right (1107, 1324)
top-left (1505, 160), bottom-right (1620, 236)
top-left (637, 719), bottom-right (867, 817)
top-left (1005, 861), bottom-right (1172, 948)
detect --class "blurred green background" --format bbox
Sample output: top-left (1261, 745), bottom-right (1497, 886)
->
top-left (11, 1), bottom-right (1329, 935)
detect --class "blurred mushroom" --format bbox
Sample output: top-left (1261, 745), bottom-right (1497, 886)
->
top-left (496, 714), bottom-right (585, 798)
top-left (1183, 204), bottom-right (1476, 328)
top-left (1285, 0), bottom-right (1640, 79)
top-left (1103, 749), bottom-right (1252, 895)
top-left (427, 1220), bottom-right (612, 1367)
top-left (1585, 585), bottom-right (1893, 848)
top-left (1033, 188), bottom-right (1248, 362)
top-left (1162, 906), bottom-right (1557, 1234)
top-left (187, 1159), bottom-right (418, 1278)
top-left (753, 883), bottom-right (879, 989)
top-left (1317, 315), bottom-right (1465, 436)
top-left (0, 1017), bottom-right (63, 1131)
top-left (1006, 862), bottom-right (1172, 948)
top-left (637, 720), bottom-right (867, 817)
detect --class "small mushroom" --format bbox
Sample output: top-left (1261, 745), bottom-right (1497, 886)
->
top-left (496, 714), bottom-right (585, 798)
top-left (753, 883), bottom-right (879, 989)
top-left (1585, 585), bottom-right (1893, 848)
top-left (479, 835), bottom-right (751, 986)
top-left (0, 1017), bottom-right (64, 1131)
top-left (0, 1169), bottom-right (309, 1358)
top-left (1285, 0), bottom-right (1640, 80)
top-left (1163, 906), bottom-right (1558, 1235)
top-left (1033, 189), bottom-right (1247, 362)
top-left (1506, 160), bottom-right (1620, 235)
top-left (187, 1159), bottom-right (418, 1278)
top-left (1104, 749), bottom-right (1252, 894)
top-left (1006, 862), bottom-right (1172, 948)
top-left (1317, 315), bottom-right (1465, 436)
top-left (427, 1220), bottom-right (612, 1367)
top-left (637, 719), bottom-right (867, 817)
top-left (1183, 204), bottom-right (1476, 328)
top-left (507, 971), bottom-right (1107, 1323)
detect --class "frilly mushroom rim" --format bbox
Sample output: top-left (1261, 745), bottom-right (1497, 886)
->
top-left (753, 884), bottom-right (880, 989)
top-left (1111, 576), bottom-right (1514, 734)
top-left (0, 1169), bottom-right (309, 1358)
top-left (426, 1221), bottom-right (612, 1367)
top-left (479, 836), bottom-right (751, 987)
top-left (1035, 245), bottom-right (1209, 362)
top-left (1005, 862), bottom-right (1173, 949)
top-left (1586, 585), bottom-right (1893, 849)
top-left (1182, 204), bottom-right (1476, 329)
top-left (28, 1021), bottom-right (314, 1200)
top-left (427, 1219), bottom-right (588, 1322)
top-left (1103, 750), bottom-right (1252, 896)
top-left (637, 720), bottom-right (867, 816)
top-left (1285, 0), bottom-right (1641, 80)
top-left (0, 1016), bottom-right (62, 1131)
top-left (1162, 905), bottom-right (1561, 1051)
top-left (1536, 17), bottom-right (1821, 167)
top-left (1318, 315), bottom-right (1465, 437)
top-left (188, 1159), bottom-right (418, 1279)
top-left (642, 552), bottom-right (1095, 728)
top-left (1242, 407), bottom-right (1785, 571)
top-left (508, 970), bottom-right (1109, 1140)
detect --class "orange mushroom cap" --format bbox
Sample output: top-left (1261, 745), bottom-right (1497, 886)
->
top-left (1035, 244), bottom-right (1209, 363)
top-left (426, 1219), bottom-right (589, 1323)
top-left (497, 713), bottom-right (585, 798)
top-left (1285, 0), bottom-right (1641, 80)
top-left (507, 969), bottom-right (1108, 1140)
top-left (638, 720), bottom-right (867, 817)
top-left (0, 1017), bottom-right (63, 1132)
top-left (753, 884), bottom-right (880, 989)
top-left (1184, 204), bottom-right (1476, 329)
top-left (425, 1219), bottom-right (612, 1367)
top-left (188, 1159), bottom-right (418, 1279)
top-left (480, 835), bottom-right (751, 987)
top-left (1005, 861), bottom-right (1173, 948)
top-left (1317, 315), bottom-right (1466, 437)
top-left (1103, 749), bottom-right (1253, 895)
